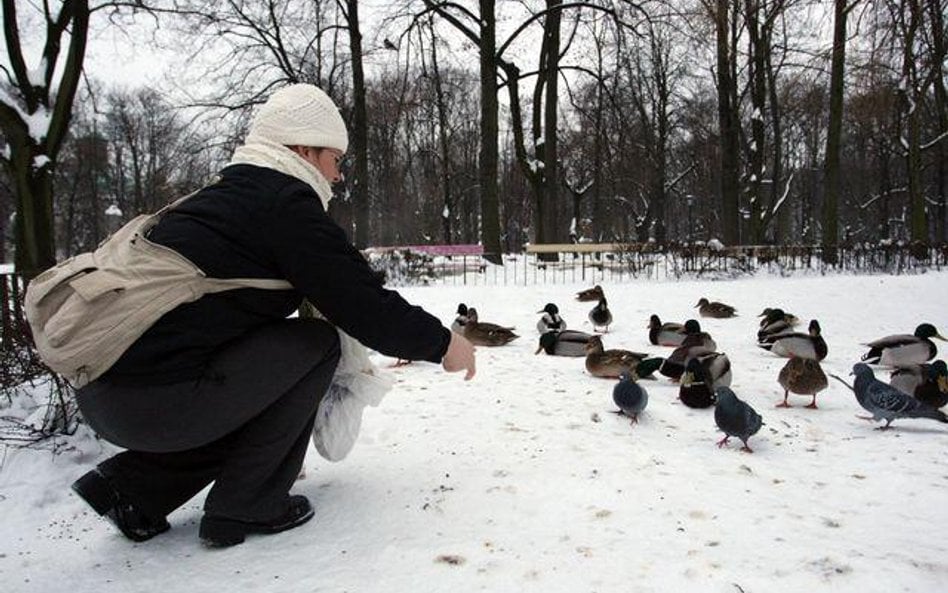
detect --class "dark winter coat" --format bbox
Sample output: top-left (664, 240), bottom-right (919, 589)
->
top-left (103, 164), bottom-right (451, 384)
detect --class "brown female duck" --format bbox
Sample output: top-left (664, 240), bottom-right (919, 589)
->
top-left (463, 307), bottom-right (519, 347)
top-left (696, 297), bottom-right (737, 319)
top-left (776, 357), bottom-right (828, 408)
top-left (584, 335), bottom-right (649, 378)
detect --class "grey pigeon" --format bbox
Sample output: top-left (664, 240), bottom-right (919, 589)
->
top-left (613, 371), bottom-right (648, 425)
top-left (850, 363), bottom-right (948, 429)
top-left (714, 386), bottom-right (763, 452)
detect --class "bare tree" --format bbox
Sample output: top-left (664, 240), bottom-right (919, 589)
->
top-left (0, 0), bottom-right (91, 278)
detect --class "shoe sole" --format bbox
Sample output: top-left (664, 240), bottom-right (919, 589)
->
top-left (200, 506), bottom-right (315, 548)
top-left (72, 470), bottom-right (170, 542)
top-left (71, 470), bottom-right (116, 516)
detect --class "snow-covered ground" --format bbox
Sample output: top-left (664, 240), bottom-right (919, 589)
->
top-left (1, 271), bottom-right (947, 593)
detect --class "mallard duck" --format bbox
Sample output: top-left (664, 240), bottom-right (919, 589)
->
top-left (536, 303), bottom-right (567, 334)
top-left (889, 360), bottom-right (948, 409)
top-left (776, 357), bottom-right (828, 408)
top-left (535, 329), bottom-right (593, 357)
top-left (576, 284), bottom-right (605, 302)
top-left (758, 319), bottom-right (827, 361)
top-left (696, 297), bottom-right (737, 318)
top-left (861, 323), bottom-right (945, 366)
top-left (648, 314), bottom-right (685, 347)
top-left (679, 357), bottom-right (717, 409)
top-left (757, 308), bottom-right (800, 341)
top-left (463, 307), bottom-right (519, 347)
top-left (450, 303), bottom-right (469, 334)
top-left (634, 357), bottom-right (665, 379)
top-left (758, 307), bottom-right (799, 329)
top-left (658, 344), bottom-right (716, 381)
top-left (680, 319), bottom-right (717, 350)
top-left (697, 351), bottom-right (732, 388)
top-left (612, 371), bottom-right (649, 425)
top-left (584, 335), bottom-right (649, 378)
top-left (588, 298), bottom-right (612, 333)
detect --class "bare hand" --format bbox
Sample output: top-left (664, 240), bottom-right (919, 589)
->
top-left (442, 331), bottom-right (476, 380)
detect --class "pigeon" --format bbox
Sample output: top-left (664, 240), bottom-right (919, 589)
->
top-left (777, 357), bottom-right (828, 408)
top-left (588, 298), bottom-right (612, 333)
top-left (536, 303), bottom-right (567, 334)
top-left (613, 371), bottom-right (648, 425)
top-left (849, 363), bottom-right (947, 429)
top-left (696, 297), bottom-right (737, 318)
top-left (861, 323), bottom-right (945, 366)
top-left (758, 319), bottom-right (827, 361)
top-left (714, 386), bottom-right (764, 452)
top-left (889, 360), bottom-right (948, 409)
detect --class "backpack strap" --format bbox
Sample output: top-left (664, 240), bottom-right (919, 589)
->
top-left (201, 277), bottom-right (293, 292)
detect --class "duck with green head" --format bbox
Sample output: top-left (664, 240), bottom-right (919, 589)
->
top-left (889, 360), bottom-right (948, 409)
top-left (536, 303), bottom-right (567, 334)
top-left (648, 314), bottom-right (685, 347)
top-left (758, 307), bottom-right (799, 329)
top-left (535, 329), bottom-right (593, 357)
top-left (757, 308), bottom-right (799, 341)
top-left (758, 319), bottom-right (827, 361)
top-left (861, 323), bottom-right (945, 367)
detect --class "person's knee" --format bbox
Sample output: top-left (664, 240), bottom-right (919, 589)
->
top-left (285, 318), bottom-right (341, 366)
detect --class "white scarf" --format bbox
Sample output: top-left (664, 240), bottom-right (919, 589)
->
top-left (228, 136), bottom-right (393, 462)
top-left (229, 135), bottom-right (336, 210)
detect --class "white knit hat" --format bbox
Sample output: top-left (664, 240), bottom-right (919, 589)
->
top-left (247, 84), bottom-right (348, 153)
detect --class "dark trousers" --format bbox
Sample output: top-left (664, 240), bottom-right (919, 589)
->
top-left (76, 318), bottom-right (341, 522)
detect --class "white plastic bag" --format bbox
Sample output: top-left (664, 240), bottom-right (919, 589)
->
top-left (312, 330), bottom-right (393, 461)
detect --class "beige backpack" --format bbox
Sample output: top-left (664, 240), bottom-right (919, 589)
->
top-left (24, 191), bottom-right (291, 388)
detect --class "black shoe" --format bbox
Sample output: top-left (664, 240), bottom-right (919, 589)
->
top-left (199, 494), bottom-right (314, 547)
top-left (71, 469), bottom-right (171, 542)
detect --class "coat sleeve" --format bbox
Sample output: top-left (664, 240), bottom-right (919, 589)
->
top-left (262, 183), bottom-right (451, 363)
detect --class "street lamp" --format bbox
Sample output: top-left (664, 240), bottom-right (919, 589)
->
top-left (685, 194), bottom-right (696, 243)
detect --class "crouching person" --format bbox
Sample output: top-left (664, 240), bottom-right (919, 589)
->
top-left (69, 84), bottom-right (477, 547)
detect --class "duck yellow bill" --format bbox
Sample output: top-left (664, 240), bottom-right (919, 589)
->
top-left (934, 333), bottom-right (947, 341)
top-left (938, 375), bottom-right (948, 393)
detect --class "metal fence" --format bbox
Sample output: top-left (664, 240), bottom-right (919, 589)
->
top-left (367, 243), bottom-right (948, 286)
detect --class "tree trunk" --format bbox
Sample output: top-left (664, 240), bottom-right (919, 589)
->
top-left (715, 0), bottom-right (740, 245)
top-left (900, 0), bottom-right (925, 242)
top-left (745, 0), bottom-right (767, 244)
top-left (930, 0), bottom-right (948, 243)
top-left (822, 0), bottom-right (847, 263)
top-left (347, 0), bottom-right (370, 248)
top-left (0, 0), bottom-right (90, 278)
top-left (541, 0), bottom-right (562, 245)
top-left (429, 20), bottom-right (454, 244)
top-left (479, 0), bottom-right (503, 262)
